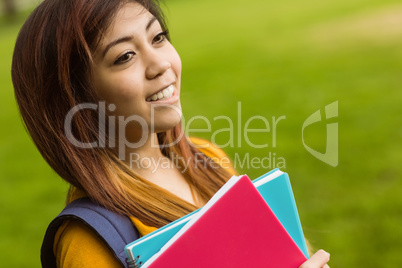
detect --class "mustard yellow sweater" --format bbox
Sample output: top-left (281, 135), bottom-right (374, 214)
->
top-left (53, 138), bottom-right (236, 268)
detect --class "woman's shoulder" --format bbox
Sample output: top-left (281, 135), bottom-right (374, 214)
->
top-left (54, 219), bottom-right (122, 268)
top-left (189, 137), bottom-right (228, 159)
top-left (188, 136), bottom-right (237, 175)
top-left (54, 190), bottom-right (124, 267)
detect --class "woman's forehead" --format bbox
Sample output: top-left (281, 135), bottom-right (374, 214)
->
top-left (96, 2), bottom-right (156, 53)
top-left (107, 2), bottom-right (152, 34)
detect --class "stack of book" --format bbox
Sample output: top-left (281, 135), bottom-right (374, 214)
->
top-left (125, 169), bottom-right (309, 268)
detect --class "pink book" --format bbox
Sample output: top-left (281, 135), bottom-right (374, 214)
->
top-left (143, 175), bottom-right (307, 268)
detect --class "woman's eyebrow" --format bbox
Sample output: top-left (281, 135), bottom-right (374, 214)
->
top-left (146, 16), bottom-right (157, 31)
top-left (102, 36), bottom-right (133, 58)
top-left (102, 16), bottom-right (158, 59)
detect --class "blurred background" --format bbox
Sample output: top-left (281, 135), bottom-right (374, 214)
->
top-left (1, 0), bottom-right (401, 267)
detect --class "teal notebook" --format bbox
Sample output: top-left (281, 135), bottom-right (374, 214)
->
top-left (125, 169), bottom-right (309, 266)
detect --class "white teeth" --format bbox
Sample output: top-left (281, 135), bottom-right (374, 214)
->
top-left (147, 85), bottom-right (175, 102)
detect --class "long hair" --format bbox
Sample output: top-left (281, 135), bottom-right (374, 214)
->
top-left (12, 0), bottom-right (232, 228)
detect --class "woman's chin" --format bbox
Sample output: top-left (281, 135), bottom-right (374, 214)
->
top-left (151, 114), bottom-right (182, 132)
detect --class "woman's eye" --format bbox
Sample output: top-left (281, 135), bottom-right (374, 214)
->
top-left (153, 31), bottom-right (168, 44)
top-left (114, 51), bottom-right (135, 65)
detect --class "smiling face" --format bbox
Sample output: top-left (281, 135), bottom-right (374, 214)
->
top-left (91, 2), bottom-right (182, 139)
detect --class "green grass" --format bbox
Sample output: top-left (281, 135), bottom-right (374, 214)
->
top-left (1, 0), bottom-right (402, 267)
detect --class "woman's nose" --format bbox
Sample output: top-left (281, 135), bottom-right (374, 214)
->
top-left (144, 50), bottom-right (171, 80)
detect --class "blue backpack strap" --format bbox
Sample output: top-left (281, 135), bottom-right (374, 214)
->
top-left (41, 198), bottom-right (139, 268)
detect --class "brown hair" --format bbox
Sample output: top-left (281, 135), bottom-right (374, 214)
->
top-left (12, 0), bottom-right (232, 227)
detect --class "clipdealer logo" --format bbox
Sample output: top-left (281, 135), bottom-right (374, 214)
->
top-left (64, 100), bottom-right (339, 169)
top-left (302, 101), bottom-right (339, 167)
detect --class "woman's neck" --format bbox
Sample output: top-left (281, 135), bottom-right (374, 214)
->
top-left (121, 133), bottom-right (165, 168)
top-left (120, 132), bottom-right (199, 207)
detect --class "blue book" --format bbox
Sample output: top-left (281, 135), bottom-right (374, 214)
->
top-left (125, 169), bottom-right (309, 266)
top-left (252, 169), bottom-right (309, 257)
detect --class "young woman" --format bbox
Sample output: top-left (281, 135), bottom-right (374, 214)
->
top-left (12, 0), bottom-right (330, 267)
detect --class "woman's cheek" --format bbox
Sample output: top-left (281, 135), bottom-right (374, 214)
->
top-left (103, 74), bottom-right (143, 102)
